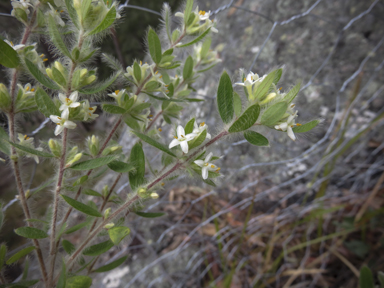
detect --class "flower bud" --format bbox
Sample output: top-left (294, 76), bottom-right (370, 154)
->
top-left (80, 68), bottom-right (88, 79)
top-left (46, 68), bottom-right (53, 79)
top-left (54, 61), bottom-right (66, 76)
top-left (83, 75), bottom-right (96, 86)
top-left (260, 92), bottom-right (277, 105)
top-left (104, 223), bottom-right (115, 229)
top-left (66, 146), bottom-right (78, 162)
top-left (66, 153), bottom-right (82, 167)
top-left (102, 185), bottom-right (109, 197)
top-left (48, 139), bottom-right (62, 157)
top-left (87, 135), bottom-right (100, 156)
top-left (104, 208), bottom-right (111, 219)
top-left (10, 155), bottom-right (18, 161)
top-left (150, 192), bottom-right (159, 199)
top-left (138, 188), bottom-right (147, 198)
top-left (25, 189), bottom-right (31, 199)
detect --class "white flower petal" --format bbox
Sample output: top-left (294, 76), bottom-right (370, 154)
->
top-left (58, 93), bottom-right (66, 103)
top-left (169, 139), bottom-right (180, 149)
top-left (50, 115), bottom-right (61, 123)
top-left (61, 109), bottom-right (69, 120)
top-left (70, 91), bottom-right (78, 102)
top-left (194, 160), bottom-right (205, 167)
top-left (69, 102), bottom-right (80, 108)
top-left (287, 126), bottom-right (296, 141)
top-left (206, 133), bottom-right (211, 139)
top-left (202, 166), bottom-right (208, 179)
top-left (180, 141), bottom-right (189, 153)
top-left (176, 125), bottom-right (185, 138)
top-left (205, 152), bottom-right (213, 162)
top-left (54, 125), bottom-right (64, 136)
top-left (64, 120), bottom-right (77, 130)
top-left (185, 133), bottom-right (197, 141)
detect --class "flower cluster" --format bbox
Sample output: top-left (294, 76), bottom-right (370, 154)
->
top-left (169, 121), bottom-right (210, 154)
top-left (17, 133), bottom-right (41, 163)
top-left (175, 7), bottom-right (218, 35)
top-left (235, 71), bottom-right (267, 101)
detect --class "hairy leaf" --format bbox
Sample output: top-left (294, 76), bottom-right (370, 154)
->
top-left (0, 38), bottom-right (20, 68)
top-left (148, 28), bottom-right (162, 64)
top-left (61, 195), bottom-right (102, 217)
top-left (183, 56), bottom-right (194, 80)
top-left (260, 101), bottom-right (288, 126)
top-left (283, 82), bottom-right (301, 104)
top-left (35, 87), bottom-right (60, 117)
top-left (62, 239), bottom-right (75, 255)
top-left (244, 131), bottom-right (269, 146)
top-left (83, 240), bottom-right (114, 256)
top-left (107, 160), bottom-right (135, 173)
top-left (184, 118), bottom-right (195, 134)
top-left (108, 226), bottom-right (130, 245)
top-left (25, 59), bottom-right (59, 90)
top-left (79, 72), bottom-right (120, 94)
top-left (177, 28), bottom-right (211, 48)
top-left (292, 119), bottom-right (320, 133)
top-left (6, 246), bottom-right (35, 265)
top-left (228, 104), bottom-right (260, 133)
top-left (48, 16), bottom-right (71, 58)
top-left (66, 276), bottom-right (92, 288)
top-left (102, 104), bottom-right (127, 114)
top-left (0, 126), bottom-right (10, 155)
top-left (88, 6), bottom-right (116, 35)
top-left (70, 156), bottom-right (116, 170)
top-left (132, 131), bottom-right (177, 157)
top-left (254, 69), bottom-right (277, 101)
top-left (129, 143), bottom-right (145, 190)
top-left (217, 71), bottom-right (234, 124)
top-left (92, 256), bottom-right (128, 273)
top-left (233, 92), bottom-right (242, 117)
top-left (14, 227), bottom-right (48, 239)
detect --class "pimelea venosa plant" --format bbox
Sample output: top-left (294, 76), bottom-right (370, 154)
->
top-left (0, 0), bottom-right (320, 286)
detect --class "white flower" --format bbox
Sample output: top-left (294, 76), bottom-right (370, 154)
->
top-left (4, 40), bottom-right (25, 51)
top-left (47, 3), bottom-right (65, 27)
top-left (194, 152), bottom-right (220, 180)
top-left (58, 91), bottom-right (80, 112)
top-left (108, 89), bottom-right (126, 105)
top-left (193, 121), bottom-right (211, 139)
top-left (198, 10), bottom-right (218, 33)
top-left (82, 100), bottom-right (98, 121)
top-left (17, 83), bottom-right (35, 99)
top-left (17, 133), bottom-right (41, 163)
top-left (274, 110), bottom-right (299, 141)
top-left (235, 72), bottom-right (267, 100)
top-left (169, 125), bottom-right (197, 153)
top-left (11, 0), bottom-right (32, 14)
top-left (50, 109), bottom-right (77, 136)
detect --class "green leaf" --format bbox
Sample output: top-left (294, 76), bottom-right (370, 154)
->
top-left (183, 56), bottom-right (194, 80)
top-left (48, 16), bottom-right (71, 58)
top-left (107, 160), bottom-right (135, 173)
top-left (0, 126), bottom-right (10, 155)
top-left (188, 129), bottom-right (207, 150)
top-left (228, 104), bottom-right (260, 133)
top-left (273, 68), bottom-right (283, 84)
top-left (83, 189), bottom-right (102, 197)
top-left (217, 71), bottom-right (234, 124)
top-left (254, 70), bottom-right (277, 101)
top-left (83, 240), bottom-right (114, 256)
top-left (135, 212), bottom-right (165, 218)
top-left (148, 28), bottom-right (162, 64)
top-left (70, 156), bottom-right (116, 170)
top-left (184, 0), bottom-right (193, 26)
top-left (132, 131), bottom-right (177, 158)
top-left (233, 92), bottom-right (242, 117)
top-left (124, 116), bottom-right (140, 130)
top-left (6, 246), bottom-right (35, 265)
top-left (79, 72), bottom-right (120, 94)
top-left (129, 143), bottom-right (145, 191)
top-left (65, 0), bottom-right (79, 28)
top-left (359, 265), bottom-right (374, 288)
top-left (72, 175), bottom-right (88, 186)
top-left (9, 141), bottom-right (54, 158)
top-left (292, 119), bottom-right (320, 133)
top-left (203, 179), bottom-right (216, 187)
top-left (260, 101), bottom-right (288, 126)
top-left (62, 239), bottom-right (75, 255)
top-left (244, 131), bottom-right (269, 146)
top-left (65, 221), bottom-right (89, 234)
top-left (283, 82), bottom-right (301, 104)
top-left (66, 276), bottom-right (92, 288)
top-left (61, 195), bottom-right (102, 217)
top-left (88, 6), bottom-right (116, 35)
top-left (133, 61), bottom-right (141, 83)
top-left (176, 28), bottom-right (211, 48)
top-left (102, 104), bottom-right (127, 114)
top-left (51, 67), bottom-right (67, 87)
top-left (81, 0), bottom-right (92, 20)
top-left (25, 59), bottom-right (59, 90)
top-left (201, 37), bottom-right (211, 58)
top-left (56, 260), bottom-right (66, 288)
top-left (35, 87), bottom-right (60, 117)
top-left (0, 38), bottom-right (20, 68)
top-left (0, 279), bottom-right (39, 288)
top-left (0, 245), bottom-right (6, 270)
top-left (15, 227), bottom-right (48, 239)
top-left (184, 118), bottom-right (195, 134)
top-left (108, 226), bottom-right (130, 245)
top-left (93, 256), bottom-right (128, 273)
top-left (21, 256), bottom-right (29, 280)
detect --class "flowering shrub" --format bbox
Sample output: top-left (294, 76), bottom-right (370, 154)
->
top-left (0, 0), bottom-right (320, 286)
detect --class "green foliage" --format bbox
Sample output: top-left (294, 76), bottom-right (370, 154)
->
top-left (72, 175), bottom-right (88, 186)
top-left (254, 69), bottom-right (277, 101)
top-left (35, 87), bottom-right (60, 117)
top-left (0, 38), bottom-right (20, 68)
top-left (217, 71), bottom-right (234, 124)
top-left (184, 0), bottom-right (194, 26)
top-left (61, 195), bottom-right (102, 217)
top-left (244, 131), bottom-right (269, 146)
top-left (0, 244), bottom-right (6, 270)
top-left (108, 226), bottom-right (130, 245)
top-left (56, 260), bottom-right (66, 288)
top-left (9, 140), bottom-right (53, 158)
top-left (70, 156), bottom-right (116, 170)
top-left (48, 16), bottom-right (71, 59)
top-left (65, 221), bottom-right (90, 235)
top-left (102, 104), bottom-right (127, 114)
top-left (228, 104), bottom-right (260, 133)
top-left (107, 160), bottom-right (135, 173)
top-left (62, 239), bottom-right (75, 255)
top-left (25, 59), bottom-right (59, 90)
top-left (129, 142), bottom-right (146, 190)
top-left (83, 240), bottom-right (114, 256)
top-left (292, 119), bottom-right (320, 133)
top-left (6, 246), bottom-right (35, 265)
top-left (0, 279), bottom-right (39, 287)
top-left (359, 265), bottom-right (374, 288)
top-left (0, 126), bottom-right (10, 155)
top-left (92, 256), bottom-right (128, 273)
top-left (14, 227), bottom-right (48, 239)
top-left (184, 118), bottom-right (195, 134)
top-left (188, 129), bottom-right (207, 150)
top-left (132, 131), bottom-right (177, 157)
top-left (66, 276), bottom-right (92, 288)
top-left (283, 82), bottom-right (301, 104)
top-left (65, 0), bottom-right (79, 28)
top-left (177, 28), bottom-right (211, 48)
top-left (88, 6), bottom-right (116, 35)
top-left (260, 101), bottom-right (288, 126)
top-left (135, 212), bottom-right (166, 218)
top-left (148, 28), bottom-right (162, 64)
top-left (79, 72), bottom-right (120, 94)
top-left (273, 68), bottom-right (283, 84)
top-left (183, 56), bottom-right (194, 80)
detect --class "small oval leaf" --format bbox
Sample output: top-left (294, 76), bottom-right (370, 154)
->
top-left (15, 227), bottom-right (48, 239)
top-left (148, 28), bottom-right (162, 64)
top-left (83, 240), bottom-right (114, 256)
top-left (108, 226), bottom-right (130, 245)
top-left (6, 246), bottom-right (35, 265)
top-left (260, 101), bottom-right (288, 127)
top-left (135, 211), bottom-right (165, 218)
top-left (70, 156), bottom-right (116, 170)
top-left (132, 131), bottom-right (177, 158)
top-left (217, 71), bottom-right (234, 124)
top-left (244, 131), bottom-right (269, 147)
top-left (228, 104), bottom-right (260, 133)
top-left (292, 119), bottom-right (320, 133)
top-left (92, 256), bottom-right (128, 273)
top-left (0, 38), bottom-right (20, 68)
top-left (61, 195), bottom-right (102, 217)
top-left (107, 161), bottom-right (135, 173)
